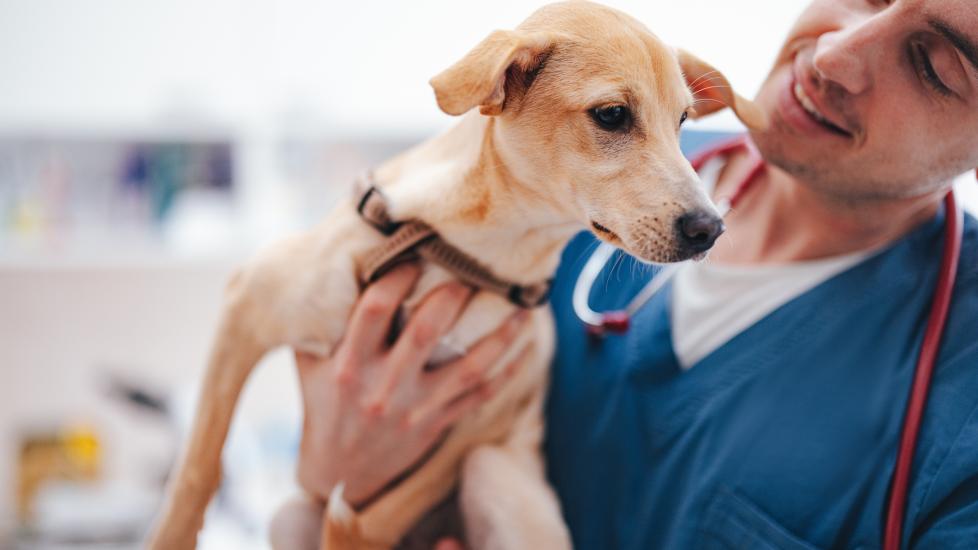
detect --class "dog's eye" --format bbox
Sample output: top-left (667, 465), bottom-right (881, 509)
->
top-left (590, 105), bottom-right (630, 131)
top-left (680, 111), bottom-right (689, 126)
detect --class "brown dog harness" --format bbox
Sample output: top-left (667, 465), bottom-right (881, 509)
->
top-left (354, 173), bottom-right (552, 308)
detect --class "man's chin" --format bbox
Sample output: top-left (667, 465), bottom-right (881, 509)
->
top-left (750, 124), bottom-right (826, 180)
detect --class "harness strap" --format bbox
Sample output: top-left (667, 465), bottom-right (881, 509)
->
top-left (354, 173), bottom-right (552, 308)
top-left (359, 221), bottom-right (437, 281)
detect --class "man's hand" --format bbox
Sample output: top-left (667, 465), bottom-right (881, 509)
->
top-left (295, 263), bottom-right (530, 507)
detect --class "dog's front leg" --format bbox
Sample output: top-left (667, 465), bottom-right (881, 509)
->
top-left (147, 227), bottom-right (361, 549)
top-left (458, 383), bottom-right (572, 550)
top-left (146, 286), bottom-right (270, 550)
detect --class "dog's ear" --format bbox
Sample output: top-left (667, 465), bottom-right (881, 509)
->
top-left (430, 30), bottom-right (554, 116)
top-left (677, 49), bottom-right (768, 131)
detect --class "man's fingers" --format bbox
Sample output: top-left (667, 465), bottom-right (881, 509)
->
top-left (367, 282), bottom-right (473, 407)
top-left (430, 309), bottom-right (529, 389)
top-left (430, 346), bottom-right (531, 433)
top-left (387, 282), bottom-right (472, 368)
top-left (340, 263), bottom-right (422, 368)
top-left (446, 310), bottom-right (529, 377)
top-left (413, 311), bottom-right (530, 421)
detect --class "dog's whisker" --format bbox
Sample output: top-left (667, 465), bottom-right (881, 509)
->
top-left (694, 98), bottom-right (730, 107)
top-left (605, 249), bottom-right (627, 291)
top-left (693, 80), bottom-right (731, 90)
top-left (687, 70), bottom-right (721, 89)
top-left (576, 237), bottom-right (603, 266)
top-left (692, 83), bottom-right (732, 95)
top-left (604, 253), bottom-right (623, 292)
top-left (687, 71), bottom-right (715, 88)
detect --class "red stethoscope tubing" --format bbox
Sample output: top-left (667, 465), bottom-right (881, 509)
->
top-left (583, 136), bottom-right (965, 549)
top-left (884, 187), bottom-right (963, 550)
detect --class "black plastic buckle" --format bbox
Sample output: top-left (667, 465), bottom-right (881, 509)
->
top-left (356, 185), bottom-right (401, 235)
top-left (356, 184), bottom-right (378, 218)
top-left (508, 279), bottom-right (553, 308)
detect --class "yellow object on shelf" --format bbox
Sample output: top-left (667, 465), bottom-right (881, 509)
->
top-left (15, 424), bottom-right (102, 523)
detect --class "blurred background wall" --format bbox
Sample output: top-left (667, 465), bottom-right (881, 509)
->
top-left (1, 1), bottom-right (976, 548)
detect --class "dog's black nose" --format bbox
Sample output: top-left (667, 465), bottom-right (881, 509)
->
top-left (676, 211), bottom-right (724, 254)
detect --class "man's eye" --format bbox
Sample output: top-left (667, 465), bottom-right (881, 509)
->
top-left (590, 105), bottom-right (631, 131)
top-left (911, 42), bottom-right (953, 97)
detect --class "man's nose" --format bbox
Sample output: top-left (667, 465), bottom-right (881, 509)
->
top-left (811, 16), bottom-right (882, 95)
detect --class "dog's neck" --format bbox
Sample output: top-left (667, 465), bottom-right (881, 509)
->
top-left (373, 113), bottom-right (583, 286)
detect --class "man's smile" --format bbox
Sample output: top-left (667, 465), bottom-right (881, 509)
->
top-left (792, 80), bottom-right (852, 137)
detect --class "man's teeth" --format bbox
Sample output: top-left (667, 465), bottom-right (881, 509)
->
top-left (793, 82), bottom-right (830, 125)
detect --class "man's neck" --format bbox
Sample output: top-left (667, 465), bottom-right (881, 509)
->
top-left (710, 150), bottom-right (944, 264)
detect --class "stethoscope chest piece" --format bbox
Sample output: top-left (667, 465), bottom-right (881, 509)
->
top-left (585, 310), bottom-right (630, 339)
top-left (574, 242), bottom-right (683, 340)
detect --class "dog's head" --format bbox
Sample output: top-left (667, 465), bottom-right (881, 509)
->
top-left (430, 1), bottom-right (766, 262)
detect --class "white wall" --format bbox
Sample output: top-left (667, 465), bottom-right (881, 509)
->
top-left (0, 0), bottom-right (808, 135)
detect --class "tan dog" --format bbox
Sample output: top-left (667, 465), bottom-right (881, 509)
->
top-left (147, 2), bottom-right (766, 549)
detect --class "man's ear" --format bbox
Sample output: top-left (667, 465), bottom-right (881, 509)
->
top-left (677, 49), bottom-right (768, 132)
top-left (430, 30), bottom-right (555, 116)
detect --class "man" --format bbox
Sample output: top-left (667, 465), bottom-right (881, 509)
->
top-left (294, 0), bottom-right (978, 547)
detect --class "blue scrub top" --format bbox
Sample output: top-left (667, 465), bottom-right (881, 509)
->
top-left (543, 140), bottom-right (978, 549)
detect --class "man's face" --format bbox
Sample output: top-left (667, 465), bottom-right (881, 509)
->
top-left (751, 0), bottom-right (978, 200)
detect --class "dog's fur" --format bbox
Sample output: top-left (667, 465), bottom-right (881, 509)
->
top-left (146, 2), bottom-right (766, 549)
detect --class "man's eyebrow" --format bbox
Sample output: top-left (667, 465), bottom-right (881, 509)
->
top-left (929, 19), bottom-right (978, 78)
